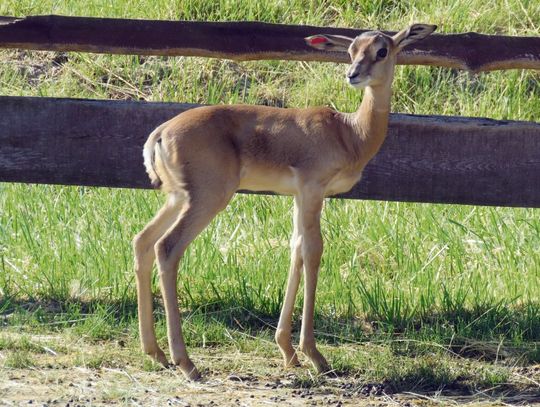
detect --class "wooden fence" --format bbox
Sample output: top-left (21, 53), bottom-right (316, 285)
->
top-left (1, 16), bottom-right (539, 71)
top-left (1, 15), bottom-right (539, 207)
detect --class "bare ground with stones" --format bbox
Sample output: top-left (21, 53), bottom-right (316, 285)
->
top-left (5, 366), bottom-right (539, 407)
top-left (1, 332), bottom-right (540, 407)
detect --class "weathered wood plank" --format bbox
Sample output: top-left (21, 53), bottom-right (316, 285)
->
top-left (1, 96), bottom-right (540, 207)
top-left (0, 15), bottom-right (539, 72)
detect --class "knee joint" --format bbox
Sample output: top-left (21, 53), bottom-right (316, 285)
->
top-left (301, 235), bottom-right (323, 258)
top-left (133, 233), bottom-right (147, 253)
top-left (155, 236), bottom-right (186, 269)
top-left (290, 235), bottom-right (303, 252)
top-left (155, 237), bottom-right (174, 261)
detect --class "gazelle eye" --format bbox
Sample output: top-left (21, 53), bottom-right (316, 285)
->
top-left (377, 48), bottom-right (388, 58)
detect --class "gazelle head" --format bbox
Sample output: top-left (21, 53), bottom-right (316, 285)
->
top-left (306, 24), bottom-right (437, 88)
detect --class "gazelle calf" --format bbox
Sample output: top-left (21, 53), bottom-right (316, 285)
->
top-left (133, 23), bottom-right (436, 380)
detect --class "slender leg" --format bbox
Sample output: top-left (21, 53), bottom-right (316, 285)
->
top-left (133, 194), bottom-right (184, 366)
top-left (155, 188), bottom-right (234, 380)
top-left (297, 189), bottom-right (330, 373)
top-left (275, 198), bottom-right (303, 367)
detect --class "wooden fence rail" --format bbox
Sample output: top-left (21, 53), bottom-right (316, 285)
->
top-left (1, 16), bottom-right (539, 207)
top-left (0, 15), bottom-right (539, 72)
top-left (2, 96), bottom-right (540, 207)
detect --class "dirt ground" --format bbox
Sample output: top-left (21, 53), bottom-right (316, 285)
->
top-left (1, 331), bottom-right (539, 406)
top-left (2, 366), bottom-right (539, 407)
top-left (0, 367), bottom-right (400, 406)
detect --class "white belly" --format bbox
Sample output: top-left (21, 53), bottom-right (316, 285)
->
top-left (238, 165), bottom-right (297, 195)
top-left (325, 170), bottom-right (363, 196)
top-left (238, 164), bottom-right (363, 197)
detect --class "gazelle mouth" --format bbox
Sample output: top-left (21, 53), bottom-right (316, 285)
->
top-left (348, 77), bottom-right (370, 88)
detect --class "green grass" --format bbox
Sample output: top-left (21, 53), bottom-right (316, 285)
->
top-left (1, 0), bottom-right (540, 396)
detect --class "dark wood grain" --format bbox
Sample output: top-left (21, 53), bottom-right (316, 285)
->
top-left (1, 96), bottom-right (540, 207)
top-left (0, 15), bottom-right (538, 72)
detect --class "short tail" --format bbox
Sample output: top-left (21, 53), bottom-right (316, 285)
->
top-left (143, 125), bottom-right (165, 189)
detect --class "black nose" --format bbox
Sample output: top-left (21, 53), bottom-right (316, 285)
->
top-left (347, 70), bottom-right (359, 79)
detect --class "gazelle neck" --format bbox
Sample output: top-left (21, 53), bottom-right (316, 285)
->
top-left (347, 80), bottom-right (393, 162)
top-left (355, 81), bottom-right (392, 137)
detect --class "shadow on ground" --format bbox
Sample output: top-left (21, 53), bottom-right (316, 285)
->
top-left (1, 296), bottom-right (539, 405)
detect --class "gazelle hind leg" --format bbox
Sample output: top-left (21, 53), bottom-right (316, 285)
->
top-left (275, 198), bottom-right (303, 368)
top-left (133, 193), bottom-right (185, 366)
top-left (155, 185), bottom-right (236, 380)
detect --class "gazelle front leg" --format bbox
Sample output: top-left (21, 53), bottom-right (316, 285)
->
top-left (275, 198), bottom-right (303, 368)
top-left (297, 189), bottom-right (330, 373)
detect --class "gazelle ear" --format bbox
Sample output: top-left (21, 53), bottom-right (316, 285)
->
top-left (305, 34), bottom-right (354, 51)
top-left (393, 24), bottom-right (437, 51)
